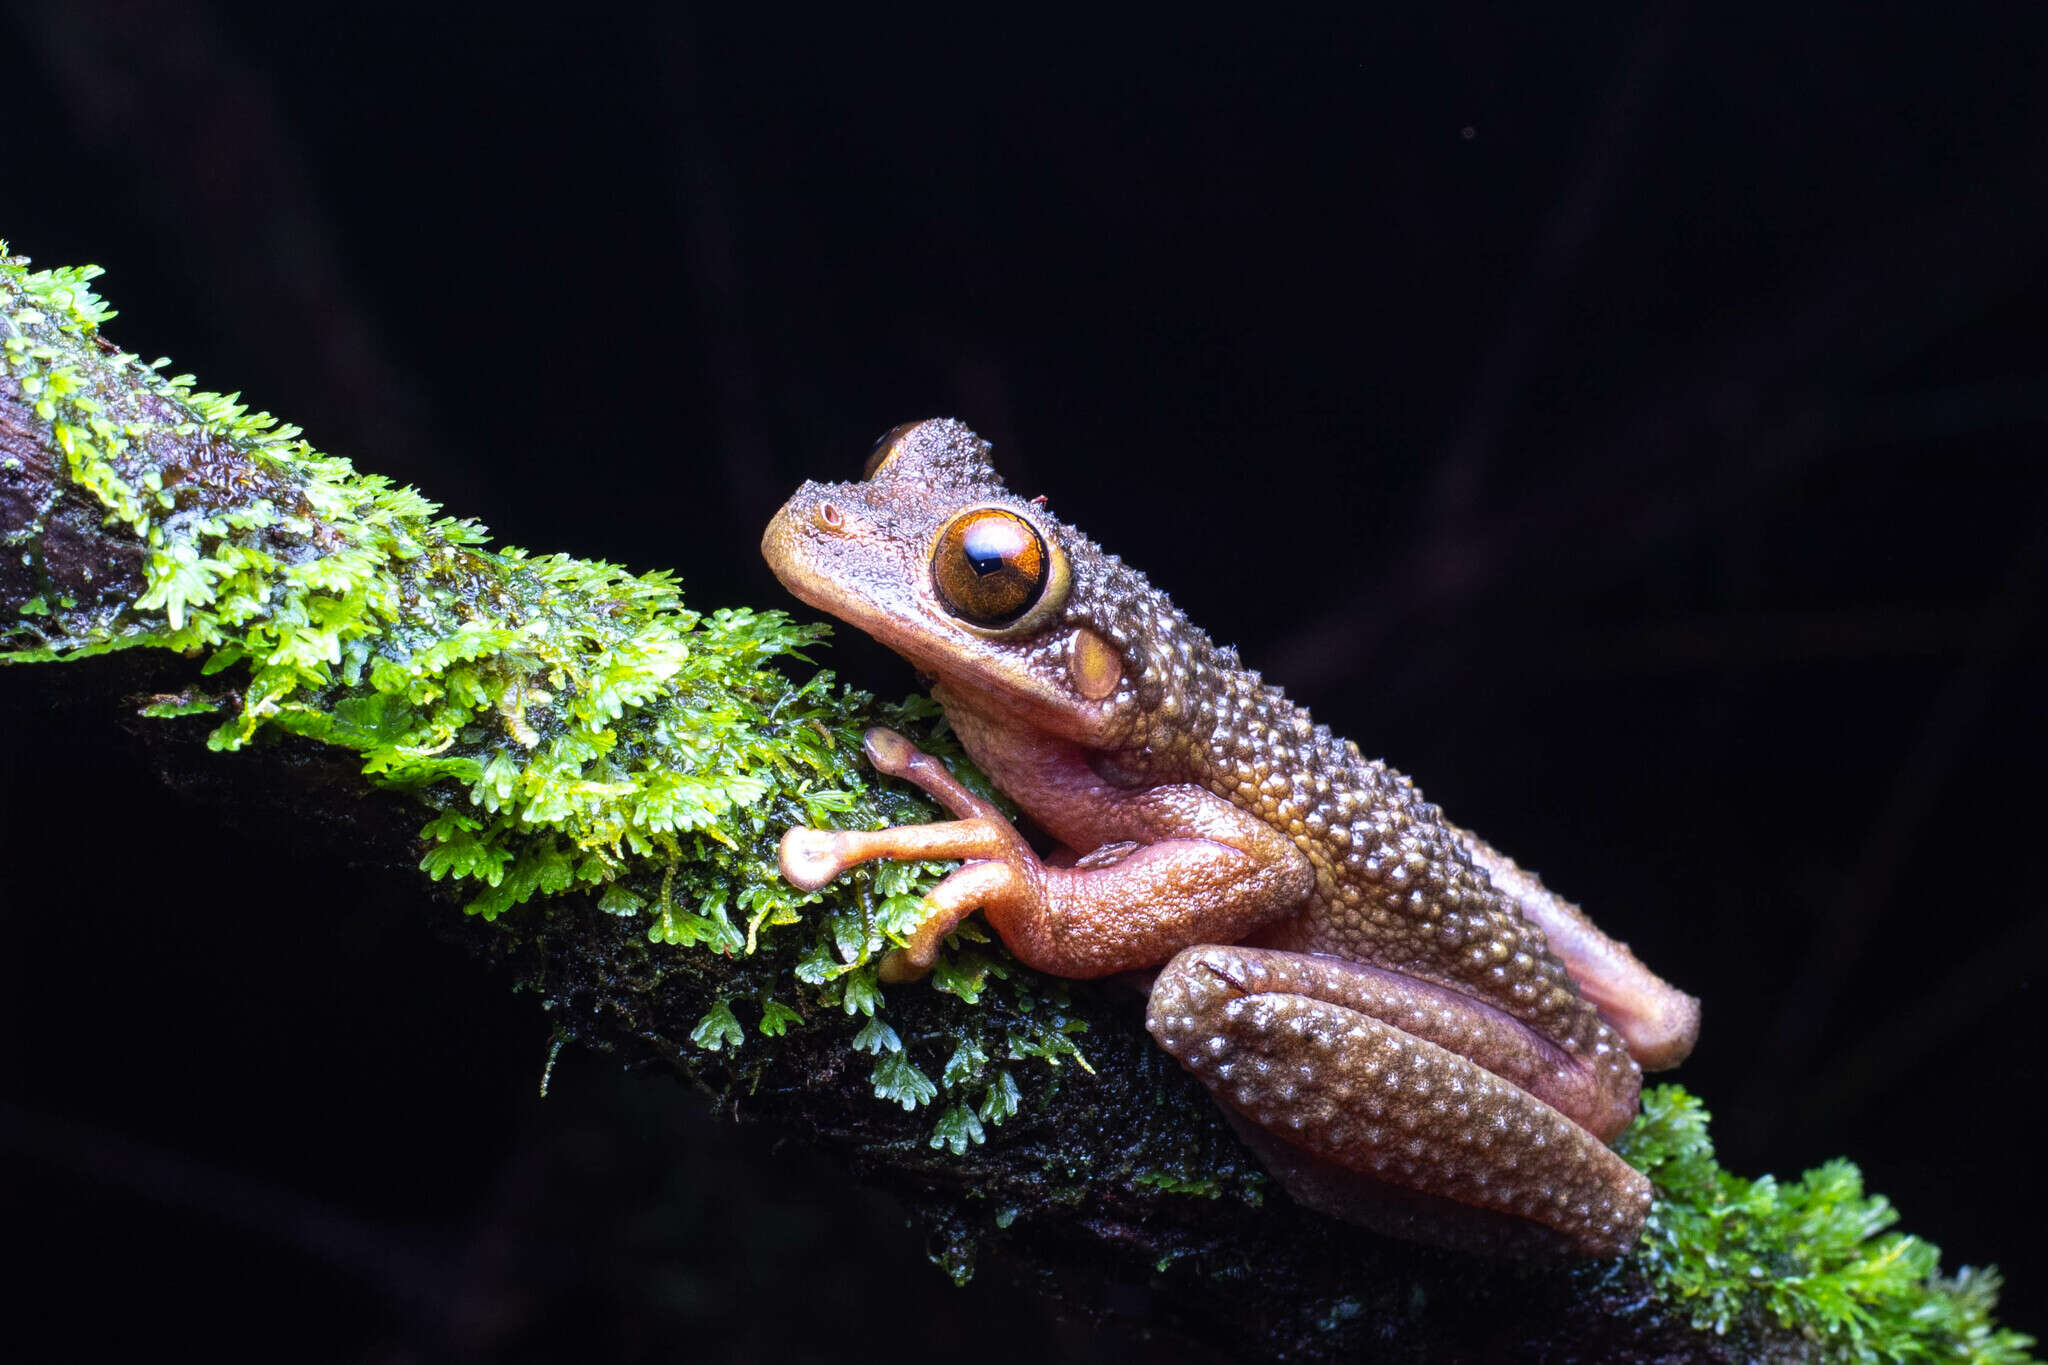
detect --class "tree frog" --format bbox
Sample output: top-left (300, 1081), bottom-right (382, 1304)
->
top-left (763, 420), bottom-right (1699, 1256)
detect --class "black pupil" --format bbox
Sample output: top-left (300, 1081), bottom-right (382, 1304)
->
top-left (962, 519), bottom-right (1027, 576)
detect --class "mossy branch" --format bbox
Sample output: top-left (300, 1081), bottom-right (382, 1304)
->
top-left (0, 248), bottom-right (2032, 1364)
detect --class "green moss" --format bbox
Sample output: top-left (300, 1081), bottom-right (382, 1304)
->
top-left (0, 245), bottom-right (1083, 1150)
top-left (1132, 1171), bottom-right (1227, 1200)
top-left (1618, 1086), bottom-right (2037, 1363)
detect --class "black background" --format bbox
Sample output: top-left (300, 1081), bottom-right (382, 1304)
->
top-left (4, 4), bottom-right (2045, 1361)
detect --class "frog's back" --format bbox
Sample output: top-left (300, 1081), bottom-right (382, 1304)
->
top-left (1069, 548), bottom-right (1626, 1075)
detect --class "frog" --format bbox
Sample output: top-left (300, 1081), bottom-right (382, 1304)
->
top-left (761, 418), bottom-right (1700, 1256)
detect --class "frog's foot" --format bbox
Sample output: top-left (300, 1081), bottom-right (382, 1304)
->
top-left (1146, 945), bottom-right (1651, 1257)
top-left (776, 729), bottom-right (1048, 980)
top-left (778, 728), bottom-right (1036, 891)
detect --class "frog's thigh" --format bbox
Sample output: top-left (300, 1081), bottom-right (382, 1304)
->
top-left (1146, 945), bottom-right (1651, 1257)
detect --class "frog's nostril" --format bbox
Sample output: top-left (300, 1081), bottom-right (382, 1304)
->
top-left (816, 501), bottom-right (845, 532)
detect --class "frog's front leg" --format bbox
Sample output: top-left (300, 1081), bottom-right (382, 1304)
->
top-left (1147, 945), bottom-right (1652, 1256)
top-left (779, 728), bottom-right (1314, 982)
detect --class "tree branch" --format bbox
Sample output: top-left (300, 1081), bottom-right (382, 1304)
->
top-left (1, 249), bottom-right (2031, 1363)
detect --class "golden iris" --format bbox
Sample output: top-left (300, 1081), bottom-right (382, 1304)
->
top-left (931, 510), bottom-right (1048, 627)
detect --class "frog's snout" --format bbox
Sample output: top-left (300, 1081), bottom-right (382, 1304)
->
top-left (759, 486), bottom-right (818, 589)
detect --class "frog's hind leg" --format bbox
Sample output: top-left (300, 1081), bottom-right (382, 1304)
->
top-left (1455, 827), bottom-right (1700, 1072)
top-left (1146, 945), bottom-right (1652, 1257)
top-left (1216, 1109), bottom-right (1594, 1258)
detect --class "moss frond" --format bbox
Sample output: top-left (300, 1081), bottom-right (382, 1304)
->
top-left (1619, 1087), bottom-right (2037, 1363)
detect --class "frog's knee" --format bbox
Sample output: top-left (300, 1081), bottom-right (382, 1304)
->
top-left (1148, 944), bottom-right (1265, 1056)
top-left (1151, 944), bottom-right (1296, 1012)
top-left (1625, 988), bottom-right (1702, 1072)
top-left (1152, 943), bottom-right (1236, 1005)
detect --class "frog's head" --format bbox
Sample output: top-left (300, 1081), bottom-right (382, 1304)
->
top-left (763, 419), bottom-right (1214, 752)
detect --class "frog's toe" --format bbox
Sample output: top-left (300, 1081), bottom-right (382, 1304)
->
top-left (862, 726), bottom-right (918, 773)
top-left (778, 827), bottom-right (849, 891)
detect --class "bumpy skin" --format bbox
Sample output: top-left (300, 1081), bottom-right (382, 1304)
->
top-left (763, 420), bottom-right (1700, 1256)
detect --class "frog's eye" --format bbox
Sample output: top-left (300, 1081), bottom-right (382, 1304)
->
top-left (931, 508), bottom-right (1065, 631)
